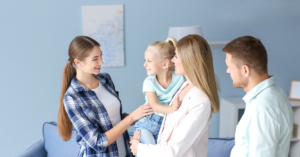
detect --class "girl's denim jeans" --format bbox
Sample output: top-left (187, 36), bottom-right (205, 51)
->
top-left (134, 114), bottom-right (164, 145)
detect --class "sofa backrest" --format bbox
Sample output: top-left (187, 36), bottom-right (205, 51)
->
top-left (43, 122), bottom-right (79, 157)
top-left (129, 132), bottom-right (235, 157)
top-left (43, 122), bottom-right (234, 157)
top-left (208, 138), bottom-right (235, 157)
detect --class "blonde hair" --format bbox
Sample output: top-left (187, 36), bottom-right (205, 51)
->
top-left (147, 37), bottom-right (177, 70)
top-left (58, 36), bottom-right (100, 141)
top-left (177, 35), bottom-right (220, 113)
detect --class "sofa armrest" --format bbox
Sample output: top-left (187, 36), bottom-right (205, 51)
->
top-left (16, 139), bottom-right (47, 157)
top-left (208, 138), bottom-right (235, 157)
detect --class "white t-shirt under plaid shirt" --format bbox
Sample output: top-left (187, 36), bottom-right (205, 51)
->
top-left (63, 73), bottom-right (133, 157)
top-left (91, 81), bottom-right (126, 157)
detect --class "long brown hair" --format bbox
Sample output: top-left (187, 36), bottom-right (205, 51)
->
top-left (177, 35), bottom-right (220, 113)
top-left (58, 36), bottom-right (100, 141)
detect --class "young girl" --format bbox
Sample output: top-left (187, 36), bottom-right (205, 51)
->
top-left (130, 34), bottom-right (220, 157)
top-left (134, 37), bottom-right (186, 145)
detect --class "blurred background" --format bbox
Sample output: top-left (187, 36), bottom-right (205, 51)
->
top-left (0, 0), bottom-right (299, 156)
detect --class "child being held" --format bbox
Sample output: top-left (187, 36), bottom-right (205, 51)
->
top-left (134, 37), bottom-right (186, 145)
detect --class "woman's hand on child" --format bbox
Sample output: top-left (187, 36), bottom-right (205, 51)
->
top-left (129, 103), bottom-right (153, 121)
top-left (172, 96), bottom-right (181, 111)
top-left (130, 130), bottom-right (141, 155)
top-left (124, 113), bottom-right (136, 126)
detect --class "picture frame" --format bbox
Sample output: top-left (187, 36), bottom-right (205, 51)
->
top-left (289, 80), bottom-right (300, 100)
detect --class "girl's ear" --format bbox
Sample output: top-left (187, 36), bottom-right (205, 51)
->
top-left (162, 59), bottom-right (170, 70)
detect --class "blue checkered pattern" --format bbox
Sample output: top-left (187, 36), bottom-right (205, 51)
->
top-left (64, 73), bottom-right (133, 157)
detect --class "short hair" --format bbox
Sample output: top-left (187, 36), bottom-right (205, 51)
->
top-left (222, 36), bottom-right (268, 74)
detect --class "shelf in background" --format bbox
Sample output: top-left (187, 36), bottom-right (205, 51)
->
top-left (290, 100), bottom-right (300, 107)
top-left (220, 98), bottom-right (300, 157)
top-left (291, 138), bottom-right (300, 142)
top-left (208, 41), bottom-right (229, 47)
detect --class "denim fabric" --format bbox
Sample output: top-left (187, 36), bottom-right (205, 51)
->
top-left (134, 114), bottom-right (164, 144)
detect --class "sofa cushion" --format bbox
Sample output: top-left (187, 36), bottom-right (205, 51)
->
top-left (130, 132), bottom-right (234, 157)
top-left (208, 138), bottom-right (235, 157)
top-left (16, 139), bottom-right (47, 157)
top-left (43, 122), bottom-right (79, 157)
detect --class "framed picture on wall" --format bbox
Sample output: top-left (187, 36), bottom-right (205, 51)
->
top-left (289, 80), bottom-right (300, 100)
top-left (82, 5), bottom-right (125, 67)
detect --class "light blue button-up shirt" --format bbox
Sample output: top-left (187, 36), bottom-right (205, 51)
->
top-left (231, 76), bottom-right (294, 157)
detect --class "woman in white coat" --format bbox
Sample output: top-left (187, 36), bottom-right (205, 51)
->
top-left (130, 35), bottom-right (220, 157)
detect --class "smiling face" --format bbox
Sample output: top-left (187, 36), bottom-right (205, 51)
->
top-left (225, 53), bottom-right (248, 88)
top-left (171, 49), bottom-right (185, 76)
top-left (75, 46), bottom-right (104, 74)
top-left (143, 48), bottom-right (164, 76)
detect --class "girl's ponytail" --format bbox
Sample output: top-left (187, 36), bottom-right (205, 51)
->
top-left (166, 37), bottom-right (177, 48)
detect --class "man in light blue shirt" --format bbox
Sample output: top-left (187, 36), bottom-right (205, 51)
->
top-left (223, 36), bottom-right (293, 157)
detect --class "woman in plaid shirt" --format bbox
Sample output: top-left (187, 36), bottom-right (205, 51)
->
top-left (57, 36), bottom-right (153, 157)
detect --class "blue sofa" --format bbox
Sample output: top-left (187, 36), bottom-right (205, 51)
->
top-left (17, 122), bottom-right (235, 157)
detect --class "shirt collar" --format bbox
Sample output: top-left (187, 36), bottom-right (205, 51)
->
top-left (243, 75), bottom-right (275, 104)
top-left (70, 74), bottom-right (107, 93)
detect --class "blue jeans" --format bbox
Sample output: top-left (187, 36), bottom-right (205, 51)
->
top-left (134, 114), bottom-right (164, 145)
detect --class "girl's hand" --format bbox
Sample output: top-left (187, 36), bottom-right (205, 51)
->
top-left (129, 103), bottom-right (153, 121)
top-left (172, 96), bottom-right (181, 111)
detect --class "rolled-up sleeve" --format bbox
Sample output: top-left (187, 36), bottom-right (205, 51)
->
top-left (64, 95), bottom-right (108, 152)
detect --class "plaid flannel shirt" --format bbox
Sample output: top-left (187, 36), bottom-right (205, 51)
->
top-left (64, 73), bottom-right (134, 157)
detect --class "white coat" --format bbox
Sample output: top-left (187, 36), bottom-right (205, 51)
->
top-left (137, 81), bottom-right (212, 157)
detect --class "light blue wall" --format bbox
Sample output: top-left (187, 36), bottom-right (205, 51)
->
top-left (1, 0), bottom-right (299, 156)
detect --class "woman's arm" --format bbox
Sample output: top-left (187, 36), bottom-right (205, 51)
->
top-left (133, 99), bottom-right (211, 157)
top-left (106, 103), bottom-right (153, 145)
top-left (123, 113), bottom-right (136, 126)
top-left (146, 92), bottom-right (180, 114)
top-left (64, 96), bottom-right (153, 152)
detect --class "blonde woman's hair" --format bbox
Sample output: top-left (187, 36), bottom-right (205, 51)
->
top-left (177, 35), bottom-right (220, 113)
top-left (147, 37), bottom-right (177, 70)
